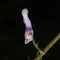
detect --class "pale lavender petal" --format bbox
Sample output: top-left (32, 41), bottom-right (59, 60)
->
top-left (21, 8), bottom-right (32, 27)
top-left (21, 8), bottom-right (34, 44)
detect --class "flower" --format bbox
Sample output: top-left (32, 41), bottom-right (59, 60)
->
top-left (21, 8), bottom-right (34, 44)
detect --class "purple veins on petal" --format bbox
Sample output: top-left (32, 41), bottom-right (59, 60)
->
top-left (25, 29), bottom-right (33, 35)
top-left (26, 27), bottom-right (32, 31)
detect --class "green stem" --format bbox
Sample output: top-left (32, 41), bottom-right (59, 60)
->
top-left (33, 33), bottom-right (60, 60)
top-left (43, 33), bottom-right (60, 55)
top-left (32, 39), bottom-right (43, 54)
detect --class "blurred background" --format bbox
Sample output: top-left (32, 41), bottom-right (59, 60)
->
top-left (0, 0), bottom-right (60, 60)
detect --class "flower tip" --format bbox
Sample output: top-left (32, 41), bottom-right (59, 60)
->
top-left (21, 8), bottom-right (29, 15)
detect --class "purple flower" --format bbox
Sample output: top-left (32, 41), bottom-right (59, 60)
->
top-left (21, 8), bottom-right (34, 44)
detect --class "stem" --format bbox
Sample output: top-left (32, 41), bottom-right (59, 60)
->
top-left (32, 39), bottom-right (43, 54)
top-left (43, 33), bottom-right (60, 55)
top-left (33, 33), bottom-right (60, 60)
top-left (28, 56), bottom-right (31, 60)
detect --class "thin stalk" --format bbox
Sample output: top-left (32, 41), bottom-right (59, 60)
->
top-left (32, 39), bottom-right (43, 54)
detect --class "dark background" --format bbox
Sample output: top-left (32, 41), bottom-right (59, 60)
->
top-left (0, 0), bottom-right (60, 60)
